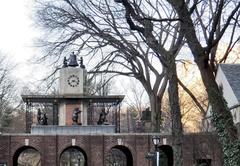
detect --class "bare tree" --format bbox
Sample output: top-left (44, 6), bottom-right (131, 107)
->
top-left (180, 80), bottom-right (208, 132)
top-left (34, 0), bottom-right (180, 132)
top-left (34, 0), bottom-right (240, 165)
top-left (0, 54), bottom-right (18, 132)
top-left (87, 73), bottom-right (113, 95)
top-left (122, 79), bottom-right (149, 120)
top-left (120, 78), bottom-right (150, 132)
top-left (118, 0), bottom-right (240, 164)
top-left (34, 0), bottom-right (184, 164)
top-left (165, 0), bottom-right (240, 165)
top-left (177, 63), bottom-right (208, 132)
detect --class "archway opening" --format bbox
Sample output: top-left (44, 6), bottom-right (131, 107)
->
top-left (105, 145), bottom-right (133, 166)
top-left (158, 145), bottom-right (173, 166)
top-left (59, 146), bottom-right (87, 166)
top-left (13, 146), bottom-right (41, 166)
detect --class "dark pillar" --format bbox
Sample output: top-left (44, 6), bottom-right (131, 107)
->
top-left (53, 102), bottom-right (58, 125)
top-left (117, 103), bottom-right (121, 133)
top-left (87, 100), bottom-right (93, 125)
top-left (25, 102), bottom-right (32, 133)
top-left (114, 103), bottom-right (121, 133)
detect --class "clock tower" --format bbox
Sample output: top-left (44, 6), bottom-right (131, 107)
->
top-left (22, 52), bottom-right (124, 133)
top-left (59, 53), bottom-right (86, 95)
top-left (58, 53), bottom-right (87, 125)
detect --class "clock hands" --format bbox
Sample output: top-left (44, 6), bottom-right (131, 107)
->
top-left (67, 75), bottom-right (80, 87)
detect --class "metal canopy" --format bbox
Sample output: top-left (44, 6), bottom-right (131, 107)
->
top-left (21, 94), bottom-right (125, 104)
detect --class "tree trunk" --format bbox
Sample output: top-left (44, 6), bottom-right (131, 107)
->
top-left (149, 93), bottom-right (162, 132)
top-left (166, 1), bottom-right (240, 164)
top-left (168, 61), bottom-right (183, 166)
top-left (195, 58), bottom-right (240, 165)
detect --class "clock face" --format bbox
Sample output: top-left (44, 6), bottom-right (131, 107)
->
top-left (67, 75), bottom-right (80, 87)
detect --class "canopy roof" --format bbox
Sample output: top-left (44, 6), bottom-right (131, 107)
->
top-left (21, 94), bottom-right (124, 104)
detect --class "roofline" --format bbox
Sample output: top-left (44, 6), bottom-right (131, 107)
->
top-left (21, 94), bottom-right (125, 104)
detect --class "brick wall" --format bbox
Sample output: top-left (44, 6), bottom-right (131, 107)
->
top-left (0, 133), bottom-right (222, 166)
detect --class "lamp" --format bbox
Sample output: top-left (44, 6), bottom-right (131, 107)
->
top-left (152, 135), bottom-right (160, 166)
top-left (152, 135), bottom-right (160, 147)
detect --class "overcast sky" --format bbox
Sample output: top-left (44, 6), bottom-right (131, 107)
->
top-left (0, 0), bottom-right (45, 83)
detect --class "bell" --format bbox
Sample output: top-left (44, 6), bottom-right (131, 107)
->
top-left (68, 52), bottom-right (79, 67)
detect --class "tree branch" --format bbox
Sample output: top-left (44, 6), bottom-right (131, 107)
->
top-left (178, 78), bottom-right (206, 115)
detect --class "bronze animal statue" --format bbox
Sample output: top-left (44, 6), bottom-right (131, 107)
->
top-left (72, 108), bottom-right (81, 125)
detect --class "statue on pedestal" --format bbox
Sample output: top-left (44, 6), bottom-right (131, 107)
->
top-left (72, 108), bottom-right (81, 125)
top-left (37, 109), bottom-right (48, 125)
top-left (97, 108), bottom-right (109, 125)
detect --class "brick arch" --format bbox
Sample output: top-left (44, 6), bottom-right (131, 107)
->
top-left (104, 139), bottom-right (137, 165)
top-left (59, 146), bottom-right (87, 166)
top-left (105, 145), bottom-right (133, 166)
top-left (158, 145), bottom-right (174, 166)
top-left (13, 146), bottom-right (41, 166)
top-left (105, 141), bottom-right (136, 155)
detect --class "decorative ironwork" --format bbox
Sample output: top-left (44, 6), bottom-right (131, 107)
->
top-left (60, 147), bottom-right (86, 166)
top-left (22, 95), bottom-right (124, 133)
top-left (105, 148), bottom-right (127, 166)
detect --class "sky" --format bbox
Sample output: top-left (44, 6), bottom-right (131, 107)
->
top-left (0, 0), bottom-right (41, 82)
top-left (0, 0), bottom-right (140, 97)
top-left (1, 0), bottom-right (237, 98)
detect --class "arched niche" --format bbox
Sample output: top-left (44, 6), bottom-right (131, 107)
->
top-left (13, 146), bottom-right (41, 166)
top-left (105, 145), bottom-right (133, 166)
top-left (59, 146), bottom-right (87, 166)
top-left (158, 145), bottom-right (174, 166)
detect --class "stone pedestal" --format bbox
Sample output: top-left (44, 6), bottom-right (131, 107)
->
top-left (31, 125), bottom-right (116, 134)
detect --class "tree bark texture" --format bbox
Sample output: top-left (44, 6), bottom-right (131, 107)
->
top-left (195, 58), bottom-right (240, 165)
top-left (149, 93), bottom-right (162, 133)
top-left (166, 1), bottom-right (240, 165)
top-left (168, 61), bottom-right (183, 166)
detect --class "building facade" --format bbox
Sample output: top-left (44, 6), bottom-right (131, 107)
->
top-left (0, 54), bottom-right (223, 166)
top-left (204, 64), bottom-right (240, 132)
top-left (0, 133), bottom-right (222, 166)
